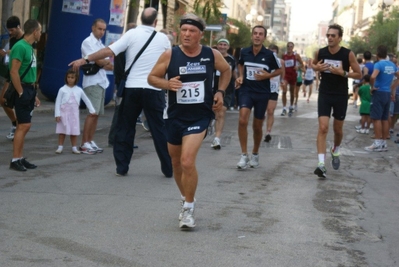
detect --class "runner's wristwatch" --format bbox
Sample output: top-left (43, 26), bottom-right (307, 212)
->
top-left (216, 89), bottom-right (225, 97)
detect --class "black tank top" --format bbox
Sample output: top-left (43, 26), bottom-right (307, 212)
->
top-left (318, 46), bottom-right (351, 95)
top-left (166, 46), bottom-right (215, 121)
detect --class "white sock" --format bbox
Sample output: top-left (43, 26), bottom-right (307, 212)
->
top-left (58, 145), bottom-right (63, 150)
top-left (72, 146), bottom-right (79, 152)
top-left (318, 154), bottom-right (325, 165)
top-left (183, 201), bottom-right (194, 209)
top-left (333, 146), bottom-right (340, 154)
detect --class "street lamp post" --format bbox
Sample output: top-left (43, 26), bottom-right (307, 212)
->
top-left (245, 7), bottom-right (264, 28)
top-left (368, 0), bottom-right (398, 51)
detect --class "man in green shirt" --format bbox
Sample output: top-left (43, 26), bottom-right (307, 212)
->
top-left (9, 19), bottom-right (42, 171)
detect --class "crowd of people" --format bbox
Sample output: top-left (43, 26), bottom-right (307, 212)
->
top-left (2, 11), bottom-right (399, 230)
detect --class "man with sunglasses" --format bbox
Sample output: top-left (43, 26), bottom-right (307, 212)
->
top-left (311, 24), bottom-right (361, 179)
top-left (281, 41), bottom-right (304, 117)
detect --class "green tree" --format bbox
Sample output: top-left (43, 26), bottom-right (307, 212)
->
top-left (193, 0), bottom-right (223, 22)
top-left (225, 18), bottom-right (252, 49)
top-left (367, 7), bottom-right (399, 53)
top-left (348, 35), bottom-right (370, 56)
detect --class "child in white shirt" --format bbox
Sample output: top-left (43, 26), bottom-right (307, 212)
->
top-left (54, 68), bottom-right (95, 154)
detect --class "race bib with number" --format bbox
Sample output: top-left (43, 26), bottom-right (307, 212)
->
top-left (270, 73), bottom-right (280, 93)
top-left (285, 59), bottom-right (294, 68)
top-left (246, 66), bottom-right (263, 80)
top-left (177, 81), bottom-right (205, 104)
top-left (323, 59), bottom-right (342, 73)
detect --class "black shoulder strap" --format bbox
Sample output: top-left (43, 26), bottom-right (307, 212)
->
top-left (20, 49), bottom-right (34, 81)
top-left (123, 31), bottom-right (157, 78)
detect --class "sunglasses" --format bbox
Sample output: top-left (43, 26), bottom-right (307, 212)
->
top-left (287, 45), bottom-right (293, 48)
top-left (326, 34), bottom-right (336, 38)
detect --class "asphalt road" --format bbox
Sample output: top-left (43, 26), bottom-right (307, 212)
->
top-left (0, 91), bottom-right (398, 267)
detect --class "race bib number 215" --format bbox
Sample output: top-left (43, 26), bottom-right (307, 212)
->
top-left (177, 81), bottom-right (205, 104)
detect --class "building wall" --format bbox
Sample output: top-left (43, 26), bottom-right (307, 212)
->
top-left (11, 0), bottom-right (31, 26)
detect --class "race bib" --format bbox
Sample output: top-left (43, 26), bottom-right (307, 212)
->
top-left (270, 74), bottom-right (280, 93)
top-left (177, 81), bottom-right (205, 104)
top-left (323, 59), bottom-right (342, 73)
top-left (285, 59), bottom-right (294, 68)
top-left (246, 66), bottom-right (263, 80)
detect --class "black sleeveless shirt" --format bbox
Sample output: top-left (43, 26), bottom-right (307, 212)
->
top-left (318, 46), bottom-right (351, 95)
top-left (166, 46), bottom-right (215, 121)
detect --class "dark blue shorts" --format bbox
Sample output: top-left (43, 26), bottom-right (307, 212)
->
top-left (165, 117), bottom-right (211, 145)
top-left (317, 93), bottom-right (348, 120)
top-left (238, 90), bottom-right (270, 119)
top-left (304, 79), bottom-right (313, 86)
top-left (370, 91), bottom-right (391, 120)
top-left (14, 84), bottom-right (36, 124)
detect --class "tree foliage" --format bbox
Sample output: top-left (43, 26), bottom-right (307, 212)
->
top-left (193, 0), bottom-right (223, 22)
top-left (225, 18), bottom-right (252, 49)
top-left (348, 36), bottom-right (369, 56)
top-left (350, 7), bottom-right (399, 55)
top-left (368, 8), bottom-right (399, 53)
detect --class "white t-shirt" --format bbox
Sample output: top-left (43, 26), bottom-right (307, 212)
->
top-left (109, 25), bottom-right (171, 90)
top-left (81, 33), bottom-right (110, 90)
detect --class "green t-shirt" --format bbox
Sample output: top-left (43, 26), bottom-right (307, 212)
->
top-left (358, 84), bottom-right (371, 114)
top-left (9, 39), bottom-right (36, 83)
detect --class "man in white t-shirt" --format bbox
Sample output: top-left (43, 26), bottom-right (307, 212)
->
top-left (69, 8), bottom-right (172, 178)
top-left (80, 19), bottom-right (113, 154)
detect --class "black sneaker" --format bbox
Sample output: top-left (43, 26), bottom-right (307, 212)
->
top-left (21, 158), bottom-right (37, 169)
top-left (264, 134), bottom-right (272, 142)
top-left (330, 147), bottom-right (340, 170)
top-left (10, 159), bottom-right (27, 171)
top-left (314, 165), bottom-right (327, 179)
top-left (281, 109), bottom-right (287, 116)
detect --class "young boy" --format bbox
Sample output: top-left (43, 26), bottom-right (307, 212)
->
top-left (357, 74), bottom-right (371, 134)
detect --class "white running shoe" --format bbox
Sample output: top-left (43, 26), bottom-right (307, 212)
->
top-left (249, 154), bottom-right (259, 168)
top-left (179, 207), bottom-right (195, 229)
top-left (6, 126), bottom-right (16, 140)
top-left (90, 141), bottom-right (104, 153)
top-left (80, 142), bottom-right (97, 155)
top-left (211, 137), bottom-right (221, 150)
top-left (179, 198), bottom-right (196, 221)
top-left (364, 141), bottom-right (383, 152)
top-left (237, 154), bottom-right (249, 169)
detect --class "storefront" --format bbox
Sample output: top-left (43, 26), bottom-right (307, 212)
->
top-left (1, 0), bottom-right (126, 104)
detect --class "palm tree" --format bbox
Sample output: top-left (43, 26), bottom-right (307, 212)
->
top-left (193, 0), bottom-right (223, 22)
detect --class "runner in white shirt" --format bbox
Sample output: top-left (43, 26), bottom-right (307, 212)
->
top-left (264, 44), bottom-right (285, 142)
top-left (302, 58), bottom-right (315, 103)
